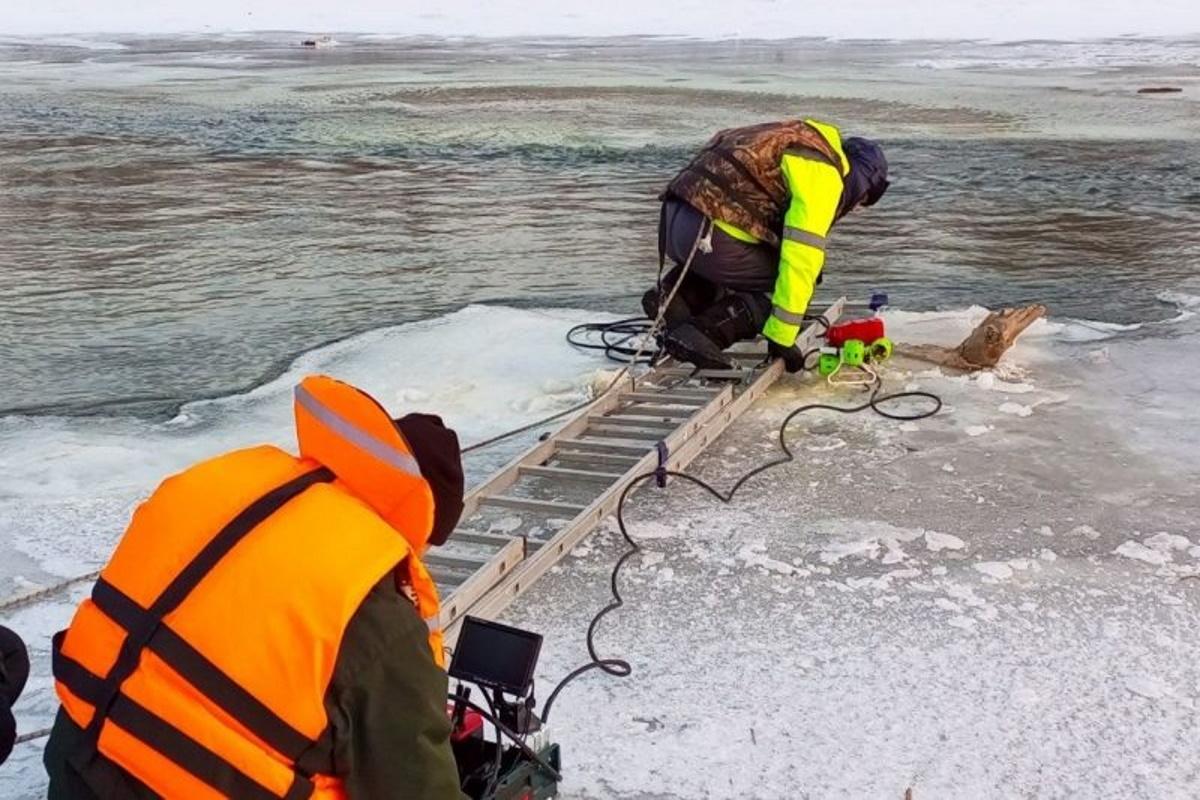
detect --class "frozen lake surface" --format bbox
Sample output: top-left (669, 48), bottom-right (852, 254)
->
top-left (2, 31), bottom-right (1200, 799)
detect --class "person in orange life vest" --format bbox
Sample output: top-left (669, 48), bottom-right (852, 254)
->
top-left (43, 375), bottom-right (469, 799)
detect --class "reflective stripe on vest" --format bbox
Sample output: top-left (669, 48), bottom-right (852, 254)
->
top-left (294, 385), bottom-right (422, 477)
top-left (293, 375), bottom-right (435, 548)
top-left (54, 468), bottom-right (335, 800)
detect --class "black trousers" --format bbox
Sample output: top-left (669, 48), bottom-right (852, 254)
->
top-left (660, 199), bottom-right (777, 293)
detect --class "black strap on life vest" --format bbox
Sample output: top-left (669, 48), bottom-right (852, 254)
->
top-left (53, 467), bottom-right (335, 800)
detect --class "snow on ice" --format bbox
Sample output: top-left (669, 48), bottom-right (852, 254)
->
top-left (500, 296), bottom-right (1200, 799)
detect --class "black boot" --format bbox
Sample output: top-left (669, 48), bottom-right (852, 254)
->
top-left (662, 293), bottom-right (771, 369)
top-left (661, 322), bottom-right (732, 369)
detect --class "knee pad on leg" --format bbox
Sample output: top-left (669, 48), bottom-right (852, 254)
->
top-left (736, 293), bottom-right (773, 330)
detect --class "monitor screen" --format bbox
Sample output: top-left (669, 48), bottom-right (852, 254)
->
top-left (449, 616), bottom-right (543, 697)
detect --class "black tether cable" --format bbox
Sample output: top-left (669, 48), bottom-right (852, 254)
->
top-left (540, 380), bottom-right (942, 723)
top-left (564, 317), bottom-right (663, 365)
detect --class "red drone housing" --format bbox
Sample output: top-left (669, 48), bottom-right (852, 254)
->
top-left (826, 316), bottom-right (886, 347)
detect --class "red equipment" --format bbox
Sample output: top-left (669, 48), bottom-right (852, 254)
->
top-left (449, 704), bottom-right (485, 743)
top-left (826, 316), bottom-right (886, 348)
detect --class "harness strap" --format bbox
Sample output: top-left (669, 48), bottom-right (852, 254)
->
top-left (91, 579), bottom-right (315, 760)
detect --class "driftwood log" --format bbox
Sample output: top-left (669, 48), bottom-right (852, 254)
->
top-left (899, 304), bottom-right (1047, 371)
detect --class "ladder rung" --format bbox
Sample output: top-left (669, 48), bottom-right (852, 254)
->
top-left (620, 392), bottom-right (709, 406)
top-left (585, 425), bottom-right (667, 441)
top-left (558, 438), bottom-right (650, 454)
top-left (520, 465), bottom-right (624, 483)
top-left (641, 385), bottom-right (719, 398)
top-left (425, 551), bottom-right (492, 570)
top-left (550, 451), bottom-right (641, 468)
top-left (480, 496), bottom-right (589, 515)
top-left (656, 367), bottom-right (750, 380)
top-left (591, 415), bottom-right (678, 429)
top-left (431, 568), bottom-right (467, 588)
top-left (452, 530), bottom-right (518, 547)
top-left (613, 404), bottom-right (694, 419)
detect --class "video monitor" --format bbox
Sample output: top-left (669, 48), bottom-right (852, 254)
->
top-left (449, 616), bottom-right (543, 697)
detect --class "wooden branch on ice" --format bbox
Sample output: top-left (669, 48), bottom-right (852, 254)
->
top-left (899, 304), bottom-right (1047, 371)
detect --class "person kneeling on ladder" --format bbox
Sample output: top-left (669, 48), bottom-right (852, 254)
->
top-left (44, 375), bottom-right (469, 799)
top-left (646, 118), bottom-right (890, 371)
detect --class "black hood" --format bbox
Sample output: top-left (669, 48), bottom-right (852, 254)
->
top-left (837, 137), bottom-right (890, 219)
top-left (394, 414), bottom-right (465, 547)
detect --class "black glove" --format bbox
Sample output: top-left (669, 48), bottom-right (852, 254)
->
top-left (768, 341), bottom-right (808, 373)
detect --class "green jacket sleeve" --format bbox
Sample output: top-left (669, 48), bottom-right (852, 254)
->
top-left (327, 577), bottom-right (467, 800)
top-left (761, 152), bottom-right (844, 347)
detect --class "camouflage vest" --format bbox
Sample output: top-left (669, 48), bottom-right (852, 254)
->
top-left (664, 120), bottom-right (844, 247)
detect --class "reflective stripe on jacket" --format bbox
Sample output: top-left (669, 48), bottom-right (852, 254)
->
top-left (52, 374), bottom-right (443, 800)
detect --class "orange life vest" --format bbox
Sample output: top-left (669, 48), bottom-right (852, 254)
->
top-left (52, 375), bottom-right (445, 799)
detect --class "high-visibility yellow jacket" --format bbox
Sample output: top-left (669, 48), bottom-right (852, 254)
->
top-left (664, 118), bottom-right (852, 347)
